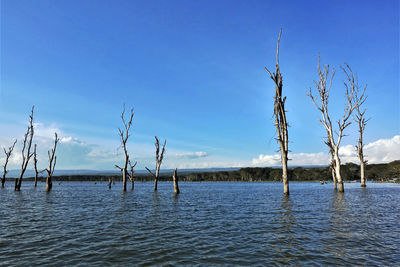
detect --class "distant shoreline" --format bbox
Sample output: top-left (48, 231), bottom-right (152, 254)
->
top-left (4, 160), bottom-right (399, 183)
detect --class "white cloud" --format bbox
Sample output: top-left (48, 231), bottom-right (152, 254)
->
top-left (364, 135), bottom-right (400, 163)
top-left (252, 135), bottom-right (400, 167)
top-left (174, 151), bottom-right (208, 159)
top-left (2, 120), bottom-right (399, 172)
top-left (252, 152), bottom-right (330, 167)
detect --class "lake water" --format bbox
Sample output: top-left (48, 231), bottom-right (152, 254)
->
top-left (1, 181), bottom-right (399, 266)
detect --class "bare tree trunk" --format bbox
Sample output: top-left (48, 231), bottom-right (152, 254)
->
top-left (44, 133), bottom-right (59, 192)
top-left (129, 160), bottom-right (136, 191)
top-left (353, 83), bottom-right (368, 187)
top-left (2, 139), bottom-right (17, 188)
top-left (265, 29), bottom-right (290, 195)
top-left (282, 157), bottom-right (289, 195)
top-left (308, 61), bottom-right (361, 193)
top-left (15, 106), bottom-right (35, 191)
top-left (115, 105), bottom-right (134, 192)
top-left (122, 162), bottom-right (128, 192)
top-left (360, 160), bottom-right (366, 187)
top-left (154, 164), bottom-right (160, 191)
top-left (146, 136), bottom-right (166, 192)
top-left (33, 144), bottom-right (38, 187)
top-left (108, 177), bottom-right (112, 189)
top-left (46, 178), bottom-right (52, 192)
top-left (173, 168), bottom-right (180, 194)
top-left (329, 150), bottom-right (337, 190)
top-left (333, 149), bottom-right (344, 192)
top-left (331, 164), bottom-right (337, 190)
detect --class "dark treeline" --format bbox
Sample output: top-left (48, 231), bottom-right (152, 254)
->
top-left (13, 160), bottom-right (400, 183)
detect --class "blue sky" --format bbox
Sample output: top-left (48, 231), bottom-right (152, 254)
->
top-left (1, 0), bottom-right (399, 170)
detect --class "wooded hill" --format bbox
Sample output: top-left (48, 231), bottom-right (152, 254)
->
top-left (15, 160), bottom-right (400, 182)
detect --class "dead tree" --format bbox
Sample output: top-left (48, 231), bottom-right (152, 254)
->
top-left (326, 138), bottom-right (337, 190)
top-left (115, 105), bottom-right (134, 192)
top-left (265, 29), bottom-right (290, 195)
top-left (15, 106), bottom-right (35, 191)
top-left (308, 59), bottom-right (359, 192)
top-left (173, 168), bottom-right (180, 194)
top-left (351, 72), bottom-right (368, 187)
top-left (33, 144), bottom-right (39, 187)
top-left (145, 136), bottom-right (166, 191)
top-left (44, 133), bottom-right (59, 192)
top-left (1, 139), bottom-right (17, 188)
top-left (128, 160), bottom-right (137, 190)
top-left (108, 177), bottom-right (112, 189)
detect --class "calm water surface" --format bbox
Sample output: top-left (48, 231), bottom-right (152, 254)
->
top-left (1, 182), bottom-right (399, 266)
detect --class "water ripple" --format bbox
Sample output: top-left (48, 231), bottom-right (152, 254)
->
top-left (0, 182), bottom-right (399, 266)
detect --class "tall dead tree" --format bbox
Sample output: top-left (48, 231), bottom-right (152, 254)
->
top-left (15, 106), bottom-right (35, 191)
top-left (308, 59), bottom-right (360, 192)
top-left (1, 139), bottom-right (17, 188)
top-left (173, 168), bottom-right (180, 194)
top-left (265, 29), bottom-right (290, 195)
top-left (350, 70), bottom-right (368, 187)
top-left (115, 105), bottom-right (134, 192)
top-left (145, 136), bottom-right (166, 191)
top-left (33, 144), bottom-right (39, 187)
top-left (44, 133), bottom-right (59, 192)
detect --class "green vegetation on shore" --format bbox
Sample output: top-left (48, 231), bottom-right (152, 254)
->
top-left (13, 160), bottom-right (400, 183)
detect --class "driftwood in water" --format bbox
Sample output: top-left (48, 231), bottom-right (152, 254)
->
top-left (15, 106), bottom-right (35, 191)
top-left (173, 168), bottom-right (180, 194)
top-left (1, 139), bottom-right (17, 188)
top-left (115, 105), bottom-right (134, 192)
top-left (265, 29), bottom-right (289, 195)
top-left (145, 136), bottom-right (166, 191)
top-left (44, 133), bottom-right (59, 192)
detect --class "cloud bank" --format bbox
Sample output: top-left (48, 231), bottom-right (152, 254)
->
top-left (252, 135), bottom-right (400, 167)
top-left (174, 151), bottom-right (208, 159)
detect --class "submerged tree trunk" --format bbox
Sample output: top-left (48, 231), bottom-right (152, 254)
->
top-left (122, 163), bottom-right (128, 192)
top-left (265, 29), bottom-right (290, 195)
top-left (33, 144), bottom-right (38, 187)
top-left (173, 168), bottom-right (180, 194)
top-left (2, 139), bottom-right (17, 188)
top-left (308, 62), bottom-right (362, 193)
top-left (333, 149), bottom-right (344, 192)
top-left (354, 86), bottom-right (368, 188)
top-left (45, 133), bottom-right (59, 192)
top-left (360, 160), bottom-right (366, 187)
top-left (16, 106), bottom-right (35, 191)
top-left (332, 167), bottom-right (337, 190)
top-left (115, 105), bottom-right (134, 192)
top-left (329, 151), bottom-right (337, 190)
top-left (129, 160), bottom-right (136, 191)
top-left (282, 157), bottom-right (289, 195)
top-left (45, 178), bottom-right (52, 192)
top-left (146, 136), bottom-right (166, 192)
